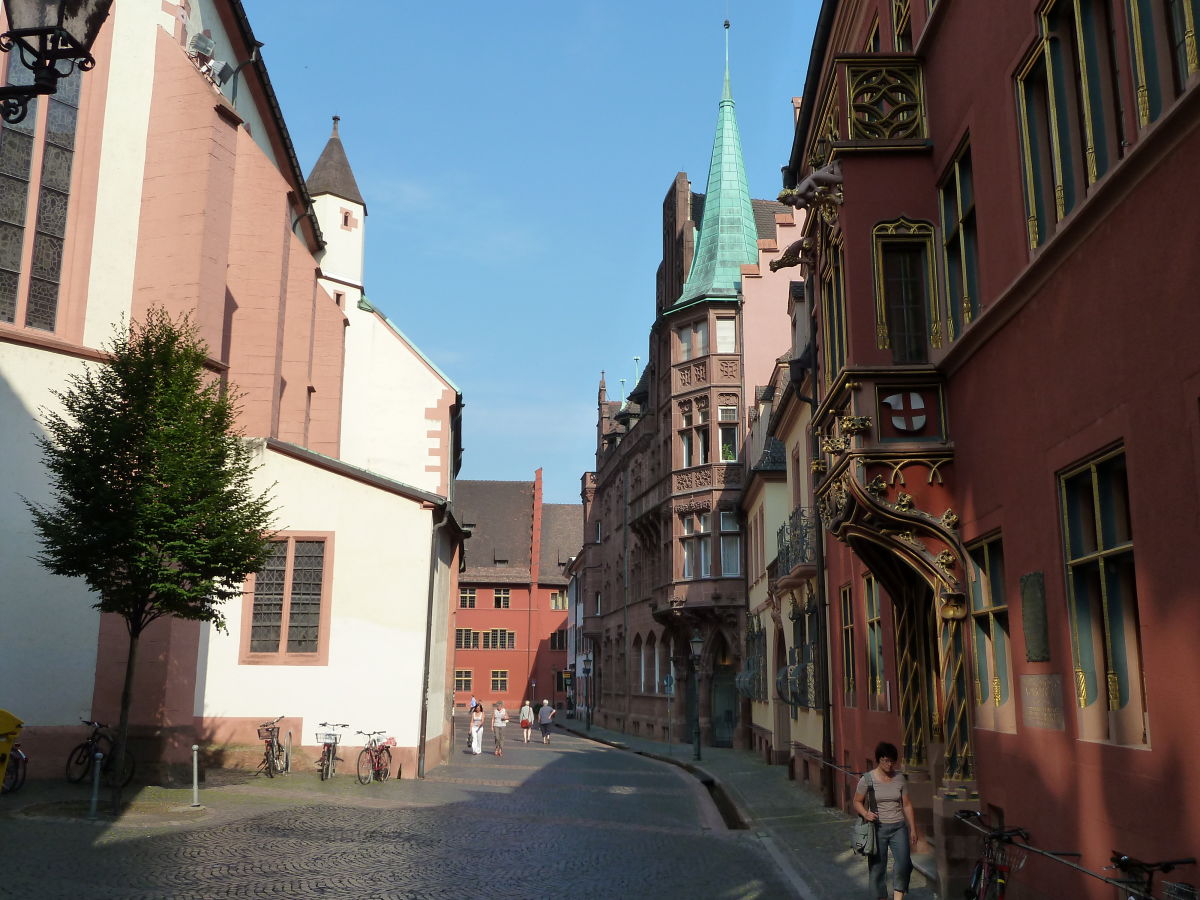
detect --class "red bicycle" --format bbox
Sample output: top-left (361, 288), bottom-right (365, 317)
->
top-left (355, 730), bottom-right (395, 784)
top-left (957, 810), bottom-right (1029, 899)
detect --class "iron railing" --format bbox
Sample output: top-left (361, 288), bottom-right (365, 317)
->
top-left (777, 506), bottom-right (818, 576)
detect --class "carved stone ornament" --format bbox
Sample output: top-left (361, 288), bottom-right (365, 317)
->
top-left (679, 366), bottom-right (693, 387)
top-left (810, 459), bottom-right (828, 474)
top-left (718, 392), bottom-right (739, 407)
top-left (670, 594), bottom-right (686, 614)
top-left (694, 362), bottom-right (709, 384)
top-left (821, 436), bottom-right (850, 454)
top-left (678, 398), bottom-right (693, 415)
top-left (938, 591), bottom-right (967, 621)
top-left (718, 359), bottom-right (738, 381)
top-left (674, 498), bottom-right (713, 514)
top-left (716, 466), bottom-right (743, 486)
top-left (840, 415), bottom-right (873, 436)
top-left (895, 492), bottom-right (915, 511)
top-left (696, 395), bottom-right (710, 413)
top-left (935, 549), bottom-right (957, 572)
top-left (866, 474), bottom-right (888, 497)
top-left (940, 509), bottom-right (960, 530)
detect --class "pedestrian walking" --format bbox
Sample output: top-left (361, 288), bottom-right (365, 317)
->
top-left (469, 703), bottom-right (485, 755)
top-left (491, 701), bottom-right (509, 756)
top-left (518, 700), bottom-right (535, 743)
top-left (853, 741), bottom-right (919, 900)
top-left (537, 699), bottom-right (556, 744)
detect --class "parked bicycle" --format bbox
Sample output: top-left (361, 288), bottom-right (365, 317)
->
top-left (1106, 851), bottom-right (1196, 900)
top-left (257, 715), bottom-right (290, 778)
top-left (355, 730), bottom-right (395, 784)
top-left (957, 809), bottom-right (1030, 900)
top-left (1, 734), bottom-right (26, 795)
top-left (65, 719), bottom-right (134, 787)
top-left (316, 722), bottom-right (346, 781)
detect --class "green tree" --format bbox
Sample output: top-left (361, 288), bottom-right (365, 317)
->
top-left (25, 308), bottom-right (275, 810)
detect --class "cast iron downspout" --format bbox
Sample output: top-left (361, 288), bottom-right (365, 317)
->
top-left (417, 507), bottom-right (449, 779)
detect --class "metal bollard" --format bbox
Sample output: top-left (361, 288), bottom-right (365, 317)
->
top-left (191, 744), bottom-right (200, 807)
top-left (88, 751), bottom-right (103, 819)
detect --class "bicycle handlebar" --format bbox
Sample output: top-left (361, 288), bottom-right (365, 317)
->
top-left (356, 730), bottom-right (385, 736)
top-left (80, 719), bottom-right (110, 729)
top-left (1109, 853), bottom-right (1197, 874)
top-left (318, 722), bottom-right (349, 728)
top-left (259, 715), bottom-right (285, 726)
top-left (954, 810), bottom-right (1029, 842)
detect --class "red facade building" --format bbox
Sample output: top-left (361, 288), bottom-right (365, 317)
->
top-left (776, 0), bottom-right (1200, 895)
top-left (450, 472), bottom-right (582, 712)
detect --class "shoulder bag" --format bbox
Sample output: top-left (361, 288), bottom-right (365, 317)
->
top-left (851, 772), bottom-right (878, 857)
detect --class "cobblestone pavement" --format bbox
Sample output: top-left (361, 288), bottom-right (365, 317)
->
top-left (0, 728), bottom-right (793, 899)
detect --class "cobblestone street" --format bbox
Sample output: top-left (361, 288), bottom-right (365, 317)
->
top-left (0, 729), bottom-right (795, 899)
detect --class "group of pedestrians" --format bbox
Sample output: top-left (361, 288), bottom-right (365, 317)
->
top-left (467, 696), bottom-right (556, 756)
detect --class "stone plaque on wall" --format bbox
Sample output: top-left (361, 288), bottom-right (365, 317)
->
top-left (1020, 674), bottom-right (1065, 731)
top-left (1020, 571), bottom-right (1051, 662)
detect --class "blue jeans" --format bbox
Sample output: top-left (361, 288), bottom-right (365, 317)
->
top-left (869, 820), bottom-right (912, 898)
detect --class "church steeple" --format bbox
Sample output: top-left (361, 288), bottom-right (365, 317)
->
top-left (307, 115), bottom-right (366, 211)
top-left (675, 21), bottom-right (759, 307)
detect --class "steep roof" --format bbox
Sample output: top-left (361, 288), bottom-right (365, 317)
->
top-left (539, 504), bottom-right (584, 584)
top-left (456, 480), bottom-right (534, 581)
top-left (692, 194), bottom-right (790, 242)
top-left (674, 56), bottom-right (760, 308)
top-left (307, 116), bottom-right (366, 210)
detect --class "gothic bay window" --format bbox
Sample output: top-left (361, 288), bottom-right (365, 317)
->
top-left (1018, 0), bottom-right (1127, 248)
top-left (841, 585), bottom-right (857, 707)
top-left (716, 316), bottom-right (736, 353)
top-left (865, 575), bottom-right (886, 710)
top-left (679, 403), bottom-right (711, 467)
top-left (874, 219), bottom-right (941, 359)
top-left (719, 511), bottom-right (741, 577)
top-left (1128, 0), bottom-right (1198, 122)
top-left (822, 242), bottom-right (848, 386)
top-left (719, 405), bottom-right (739, 462)
top-left (681, 512), bottom-right (711, 579)
top-left (0, 60), bottom-right (80, 331)
top-left (676, 319), bottom-right (709, 361)
top-left (939, 142), bottom-right (980, 340)
top-left (244, 536), bottom-right (329, 662)
top-left (1060, 448), bottom-right (1146, 745)
top-left (968, 536), bottom-right (1016, 732)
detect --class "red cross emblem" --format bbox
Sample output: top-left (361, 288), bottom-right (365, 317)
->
top-left (882, 392), bottom-right (927, 432)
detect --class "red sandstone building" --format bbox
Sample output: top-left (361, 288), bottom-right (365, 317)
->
top-left (450, 473), bottom-right (581, 712)
top-left (776, 0), bottom-right (1200, 895)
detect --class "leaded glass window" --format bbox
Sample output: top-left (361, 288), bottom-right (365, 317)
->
top-left (249, 542), bottom-right (287, 652)
top-left (247, 537), bottom-right (327, 657)
top-left (285, 541), bottom-right (325, 652)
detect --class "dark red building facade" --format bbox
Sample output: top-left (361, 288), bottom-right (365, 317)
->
top-left (778, 0), bottom-right (1200, 895)
top-left (450, 472), bottom-right (581, 713)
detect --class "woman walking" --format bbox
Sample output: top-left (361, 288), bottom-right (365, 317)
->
top-left (518, 700), bottom-right (535, 743)
top-left (491, 701), bottom-right (509, 756)
top-left (853, 741), bottom-right (919, 900)
top-left (469, 703), bottom-right (485, 755)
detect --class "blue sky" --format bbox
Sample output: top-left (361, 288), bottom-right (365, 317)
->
top-left (242, 1), bottom-right (816, 504)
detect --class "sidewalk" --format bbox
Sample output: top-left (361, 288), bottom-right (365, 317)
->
top-left (557, 716), bottom-right (938, 900)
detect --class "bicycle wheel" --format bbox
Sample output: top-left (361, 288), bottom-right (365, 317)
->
top-left (274, 741), bottom-right (289, 775)
top-left (65, 742), bottom-right (93, 783)
top-left (964, 861), bottom-right (984, 899)
top-left (356, 748), bottom-right (373, 784)
top-left (103, 750), bottom-right (135, 788)
top-left (377, 747), bottom-right (392, 782)
top-left (284, 732), bottom-right (292, 775)
top-left (319, 744), bottom-right (332, 781)
top-left (264, 744), bottom-right (276, 778)
top-left (2, 752), bottom-right (26, 794)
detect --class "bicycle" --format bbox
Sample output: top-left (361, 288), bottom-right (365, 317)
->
top-left (65, 719), bottom-right (135, 787)
top-left (257, 715), bottom-right (290, 778)
top-left (355, 730), bottom-right (395, 784)
top-left (316, 722), bottom-right (347, 781)
top-left (1106, 851), bottom-right (1196, 900)
top-left (957, 809), bottom-right (1030, 900)
top-left (1, 734), bottom-right (26, 795)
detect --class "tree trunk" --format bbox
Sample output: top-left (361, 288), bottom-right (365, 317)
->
top-left (109, 627), bottom-right (140, 813)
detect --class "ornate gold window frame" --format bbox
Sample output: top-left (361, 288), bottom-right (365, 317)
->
top-left (820, 239), bottom-right (848, 388)
top-left (872, 218), bottom-right (942, 352)
top-left (938, 140), bottom-right (978, 341)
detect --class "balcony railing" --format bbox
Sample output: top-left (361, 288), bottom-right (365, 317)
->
top-left (776, 506), bottom-right (818, 577)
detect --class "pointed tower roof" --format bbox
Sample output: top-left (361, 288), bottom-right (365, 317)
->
top-left (675, 23), bottom-right (759, 308)
top-left (307, 116), bottom-right (366, 211)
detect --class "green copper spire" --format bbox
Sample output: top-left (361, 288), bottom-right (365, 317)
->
top-left (676, 21), bottom-right (759, 307)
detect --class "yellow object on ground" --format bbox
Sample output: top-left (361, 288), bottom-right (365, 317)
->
top-left (0, 709), bottom-right (23, 788)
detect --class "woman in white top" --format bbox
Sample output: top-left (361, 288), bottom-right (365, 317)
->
top-left (469, 704), bottom-right (485, 755)
top-left (491, 701), bottom-right (509, 756)
top-left (853, 741), bottom-right (919, 900)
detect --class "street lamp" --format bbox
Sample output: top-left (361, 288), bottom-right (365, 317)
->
top-left (690, 629), bottom-right (704, 762)
top-left (0, 0), bottom-right (113, 124)
top-left (581, 652), bottom-right (592, 731)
